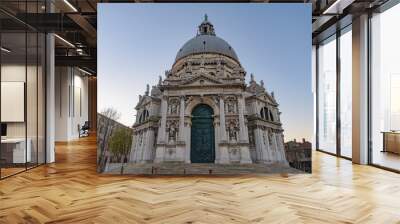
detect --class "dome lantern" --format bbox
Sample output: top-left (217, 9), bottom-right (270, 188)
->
top-left (198, 14), bottom-right (215, 36)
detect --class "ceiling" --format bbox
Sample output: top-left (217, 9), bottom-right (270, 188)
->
top-left (0, 0), bottom-right (394, 75)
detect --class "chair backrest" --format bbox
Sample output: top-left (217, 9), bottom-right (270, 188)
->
top-left (82, 121), bottom-right (90, 129)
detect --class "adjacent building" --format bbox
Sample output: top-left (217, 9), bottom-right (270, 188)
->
top-left (284, 138), bottom-right (312, 173)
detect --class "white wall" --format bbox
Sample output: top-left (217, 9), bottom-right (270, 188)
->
top-left (1, 63), bottom-right (46, 164)
top-left (1, 65), bottom-right (40, 138)
top-left (55, 67), bottom-right (89, 141)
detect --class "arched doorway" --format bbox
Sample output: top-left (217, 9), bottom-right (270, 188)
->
top-left (191, 104), bottom-right (215, 163)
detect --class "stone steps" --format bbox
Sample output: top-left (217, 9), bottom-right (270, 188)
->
top-left (107, 162), bottom-right (301, 175)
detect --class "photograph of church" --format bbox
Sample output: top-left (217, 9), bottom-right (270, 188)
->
top-left (131, 15), bottom-right (287, 166)
top-left (97, 5), bottom-right (312, 174)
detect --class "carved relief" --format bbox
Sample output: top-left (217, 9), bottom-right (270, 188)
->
top-left (228, 147), bottom-right (240, 155)
top-left (185, 96), bottom-right (194, 107)
top-left (166, 120), bottom-right (179, 143)
top-left (166, 148), bottom-right (175, 156)
top-left (216, 60), bottom-right (225, 77)
top-left (165, 70), bottom-right (172, 78)
top-left (212, 95), bottom-right (220, 105)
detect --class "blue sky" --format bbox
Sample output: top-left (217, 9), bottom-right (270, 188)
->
top-left (98, 3), bottom-right (313, 142)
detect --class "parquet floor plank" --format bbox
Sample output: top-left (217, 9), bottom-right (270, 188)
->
top-left (0, 135), bottom-right (399, 223)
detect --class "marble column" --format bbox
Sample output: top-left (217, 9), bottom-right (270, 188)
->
top-left (238, 95), bottom-right (249, 142)
top-left (272, 132), bottom-right (279, 162)
top-left (177, 97), bottom-right (186, 162)
top-left (264, 129), bottom-right (273, 162)
top-left (238, 94), bottom-right (252, 164)
top-left (218, 95), bottom-right (229, 164)
top-left (143, 129), bottom-right (155, 162)
top-left (185, 122), bottom-right (191, 163)
top-left (219, 95), bottom-right (227, 141)
top-left (129, 134), bottom-right (137, 162)
top-left (179, 96), bottom-right (185, 141)
top-left (277, 133), bottom-right (287, 163)
top-left (135, 132), bottom-right (142, 162)
top-left (214, 120), bottom-right (220, 163)
top-left (254, 127), bottom-right (264, 162)
top-left (155, 95), bottom-right (168, 163)
top-left (137, 131), bottom-right (145, 162)
top-left (157, 96), bottom-right (168, 143)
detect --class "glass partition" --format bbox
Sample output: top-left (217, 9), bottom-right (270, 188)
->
top-left (0, 1), bottom-right (46, 179)
top-left (371, 3), bottom-right (400, 171)
top-left (339, 27), bottom-right (352, 158)
top-left (317, 35), bottom-right (337, 154)
top-left (1, 31), bottom-right (28, 177)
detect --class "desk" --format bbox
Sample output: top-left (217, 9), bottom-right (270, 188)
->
top-left (382, 132), bottom-right (400, 154)
top-left (1, 138), bottom-right (31, 163)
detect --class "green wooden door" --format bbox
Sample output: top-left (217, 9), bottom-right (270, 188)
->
top-left (191, 104), bottom-right (215, 163)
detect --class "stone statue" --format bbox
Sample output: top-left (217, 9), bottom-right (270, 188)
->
top-left (171, 103), bottom-right (178, 114)
top-left (169, 99), bottom-right (179, 115)
top-left (260, 80), bottom-right (264, 88)
top-left (268, 130), bottom-right (273, 145)
top-left (167, 121), bottom-right (178, 143)
top-left (263, 131), bottom-right (267, 145)
top-left (139, 132), bottom-right (144, 146)
top-left (228, 127), bottom-right (237, 141)
top-left (186, 62), bottom-right (192, 72)
top-left (225, 98), bottom-right (236, 113)
top-left (169, 126), bottom-right (176, 142)
top-left (249, 130), bottom-right (254, 145)
top-left (227, 101), bottom-right (235, 113)
top-left (158, 76), bottom-right (162, 85)
top-left (226, 120), bottom-right (239, 142)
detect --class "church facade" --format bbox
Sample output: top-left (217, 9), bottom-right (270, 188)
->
top-left (129, 16), bottom-right (287, 165)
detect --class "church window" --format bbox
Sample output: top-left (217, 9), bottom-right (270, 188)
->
top-left (269, 110), bottom-right (274, 122)
top-left (260, 107), bottom-right (269, 120)
top-left (139, 109), bottom-right (149, 123)
top-left (260, 108), bottom-right (265, 119)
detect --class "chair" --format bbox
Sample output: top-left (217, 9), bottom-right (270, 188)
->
top-left (79, 121), bottom-right (90, 138)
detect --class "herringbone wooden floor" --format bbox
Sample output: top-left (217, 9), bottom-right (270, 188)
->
top-left (1, 135), bottom-right (400, 224)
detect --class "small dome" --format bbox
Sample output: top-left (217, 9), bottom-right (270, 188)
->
top-left (174, 15), bottom-right (239, 64)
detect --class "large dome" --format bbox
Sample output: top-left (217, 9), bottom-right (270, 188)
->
top-left (174, 15), bottom-right (239, 63)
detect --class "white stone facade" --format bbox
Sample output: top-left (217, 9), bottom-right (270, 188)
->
top-left (129, 16), bottom-right (287, 165)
